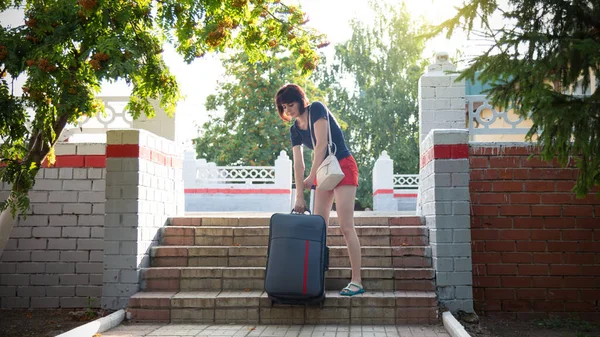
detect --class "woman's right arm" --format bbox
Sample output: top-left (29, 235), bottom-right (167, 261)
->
top-left (292, 145), bottom-right (306, 211)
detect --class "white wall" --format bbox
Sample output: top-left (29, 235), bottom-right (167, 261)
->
top-left (0, 143), bottom-right (106, 309)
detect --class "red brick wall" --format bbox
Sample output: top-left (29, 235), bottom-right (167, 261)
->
top-left (469, 145), bottom-right (600, 320)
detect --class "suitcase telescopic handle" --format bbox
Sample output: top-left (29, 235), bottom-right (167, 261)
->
top-left (290, 184), bottom-right (316, 214)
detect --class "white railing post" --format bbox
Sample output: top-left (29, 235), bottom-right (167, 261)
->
top-left (207, 162), bottom-right (218, 184)
top-left (195, 159), bottom-right (208, 185)
top-left (182, 150), bottom-right (197, 188)
top-left (372, 151), bottom-right (396, 211)
top-left (275, 151), bottom-right (292, 212)
top-left (274, 151), bottom-right (292, 189)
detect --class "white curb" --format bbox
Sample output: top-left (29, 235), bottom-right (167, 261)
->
top-left (442, 311), bottom-right (472, 337)
top-left (55, 309), bottom-right (125, 337)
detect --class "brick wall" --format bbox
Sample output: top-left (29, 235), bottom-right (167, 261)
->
top-left (0, 143), bottom-right (106, 309)
top-left (470, 143), bottom-right (600, 320)
top-left (102, 129), bottom-right (184, 310)
top-left (420, 129), bottom-right (473, 312)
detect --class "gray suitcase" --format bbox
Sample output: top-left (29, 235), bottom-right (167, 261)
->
top-left (265, 187), bottom-right (329, 306)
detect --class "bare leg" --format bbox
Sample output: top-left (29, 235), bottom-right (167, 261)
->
top-left (333, 185), bottom-right (362, 292)
top-left (313, 188), bottom-right (334, 227)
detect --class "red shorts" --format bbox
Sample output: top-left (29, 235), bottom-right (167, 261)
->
top-left (314, 155), bottom-right (359, 188)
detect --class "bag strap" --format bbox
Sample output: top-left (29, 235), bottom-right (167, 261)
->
top-left (308, 105), bottom-right (336, 156)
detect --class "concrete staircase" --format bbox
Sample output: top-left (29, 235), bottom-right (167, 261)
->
top-left (126, 214), bottom-right (439, 325)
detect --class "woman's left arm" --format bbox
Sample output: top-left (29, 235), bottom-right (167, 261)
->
top-left (304, 118), bottom-right (329, 187)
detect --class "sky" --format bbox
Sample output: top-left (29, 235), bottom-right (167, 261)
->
top-left (0, 0), bottom-right (494, 143)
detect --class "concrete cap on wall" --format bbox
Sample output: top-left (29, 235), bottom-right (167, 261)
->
top-left (421, 129), bottom-right (469, 153)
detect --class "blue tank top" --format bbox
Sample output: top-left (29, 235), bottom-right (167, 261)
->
top-left (289, 101), bottom-right (352, 161)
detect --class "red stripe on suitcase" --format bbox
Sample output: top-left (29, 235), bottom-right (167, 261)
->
top-left (302, 240), bottom-right (309, 294)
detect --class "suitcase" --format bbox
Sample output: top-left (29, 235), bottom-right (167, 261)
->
top-left (265, 187), bottom-right (329, 306)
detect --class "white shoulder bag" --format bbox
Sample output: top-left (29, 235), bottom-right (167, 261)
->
top-left (308, 106), bottom-right (345, 191)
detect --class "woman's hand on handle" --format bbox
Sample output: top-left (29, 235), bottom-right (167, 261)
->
top-left (293, 198), bottom-right (307, 213)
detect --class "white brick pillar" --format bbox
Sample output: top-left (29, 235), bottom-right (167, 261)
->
top-left (420, 129), bottom-right (473, 313)
top-left (274, 151), bottom-right (292, 211)
top-left (418, 51), bottom-right (467, 144)
top-left (101, 129), bottom-right (184, 310)
top-left (417, 51), bottom-right (466, 216)
top-left (372, 151), bottom-right (396, 211)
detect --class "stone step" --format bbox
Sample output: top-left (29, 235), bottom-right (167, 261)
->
top-left (161, 226), bottom-right (428, 247)
top-left (127, 290), bottom-right (438, 325)
top-left (141, 267), bottom-right (436, 292)
top-left (150, 246), bottom-right (432, 268)
top-left (169, 215), bottom-right (423, 228)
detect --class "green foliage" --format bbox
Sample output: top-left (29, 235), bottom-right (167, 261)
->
top-left (318, 1), bottom-right (426, 208)
top-left (0, 0), bottom-right (326, 218)
top-left (194, 1), bottom-right (426, 209)
top-left (427, 0), bottom-right (600, 197)
top-left (194, 50), bottom-right (328, 167)
top-left (156, 0), bottom-right (326, 72)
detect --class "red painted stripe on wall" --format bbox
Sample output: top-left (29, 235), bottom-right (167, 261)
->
top-left (42, 155), bottom-right (106, 168)
top-left (394, 193), bottom-right (418, 198)
top-left (420, 144), bottom-right (469, 168)
top-left (106, 144), bottom-right (182, 168)
top-left (106, 144), bottom-right (139, 158)
top-left (373, 189), bottom-right (394, 196)
top-left (33, 144), bottom-right (181, 168)
top-left (184, 188), bottom-right (290, 195)
top-left (84, 156), bottom-right (107, 168)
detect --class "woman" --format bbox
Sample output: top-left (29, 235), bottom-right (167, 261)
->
top-left (275, 83), bottom-right (364, 296)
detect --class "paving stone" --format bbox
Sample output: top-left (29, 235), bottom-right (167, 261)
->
top-left (103, 323), bottom-right (451, 337)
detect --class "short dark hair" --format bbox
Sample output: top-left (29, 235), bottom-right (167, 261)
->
top-left (275, 83), bottom-right (308, 122)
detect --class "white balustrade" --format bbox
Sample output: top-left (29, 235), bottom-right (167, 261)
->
top-left (182, 150), bottom-right (292, 212)
top-left (393, 174), bottom-right (419, 190)
top-left (372, 151), bottom-right (418, 213)
top-left (59, 96), bottom-right (176, 142)
top-left (196, 166), bottom-right (275, 184)
top-left (466, 95), bottom-right (531, 136)
top-left (60, 96), bottom-right (133, 141)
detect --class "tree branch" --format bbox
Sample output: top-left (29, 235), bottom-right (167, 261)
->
top-left (265, 9), bottom-right (285, 25)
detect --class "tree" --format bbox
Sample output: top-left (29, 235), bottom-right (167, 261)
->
top-left (0, 0), bottom-right (327, 255)
top-left (427, 0), bottom-right (600, 197)
top-left (320, 1), bottom-right (426, 208)
top-left (194, 52), bottom-right (328, 167)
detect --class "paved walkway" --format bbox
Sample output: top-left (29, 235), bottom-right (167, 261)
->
top-left (102, 323), bottom-right (451, 337)
top-left (182, 211), bottom-right (417, 217)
